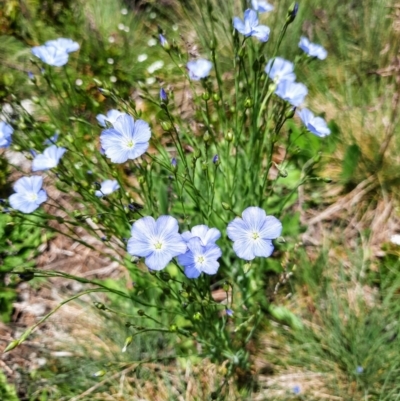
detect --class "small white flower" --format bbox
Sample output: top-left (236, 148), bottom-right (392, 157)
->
top-left (147, 60), bottom-right (164, 74)
top-left (390, 234), bottom-right (400, 246)
top-left (137, 54), bottom-right (148, 62)
top-left (147, 38), bottom-right (157, 47)
top-left (107, 58), bottom-right (114, 65)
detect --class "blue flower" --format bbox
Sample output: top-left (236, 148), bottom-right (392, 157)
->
top-left (265, 57), bottom-right (296, 83)
top-left (297, 108), bottom-right (330, 137)
top-left (95, 179), bottom-right (120, 197)
top-left (226, 309), bottom-right (234, 317)
top-left (160, 88), bottom-right (168, 103)
top-left (251, 0), bottom-right (274, 12)
top-left (178, 237), bottom-right (222, 279)
top-left (100, 114), bottom-right (151, 163)
top-left (0, 121), bottom-right (13, 148)
top-left (31, 45), bottom-right (69, 67)
top-left (45, 38), bottom-right (80, 53)
top-left (233, 9), bottom-right (270, 42)
top-left (181, 224), bottom-right (221, 247)
top-left (127, 216), bottom-right (187, 271)
top-left (187, 59), bottom-right (213, 80)
top-left (356, 366), bottom-right (364, 374)
top-left (96, 109), bottom-right (124, 127)
top-left (9, 176), bottom-right (47, 213)
top-left (293, 385), bottom-right (301, 395)
top-left (227, 206), bottom-right (282, 260)
top-left (158, 33), bottom-right (169, 49)
top-left (32, 145), bottom-right (66, 171)
top-left (275, 80), bottom-right (308, 107)
top-left (299, 37), bottom-right (327, 60)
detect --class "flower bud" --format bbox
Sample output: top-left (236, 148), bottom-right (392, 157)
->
top-left (160, 88), bottom-right (168, 104)
top-left (159, 34), bottom-right (171, 51)
top-left (201, 161), bottom-right (208, 170)
top-left (171, 158), bottom-right (177, 172)
top-left (202, 92), bottom-right (211, 101)
top-left (285, 107), bottom-right (296, 119)
top-left (244, 97), bottom-right (253, 108)
top-left (194, 148), bottom-right (201, 159)
top-left (94, 302), bottom-right (107, 310)
top-left (160, 121), bottom-right (172, 131)
top-left (203, 131), bottom-right (211, 143)
top-left (225, 131), bottom-right (233, 142)
top-left (193, 312), bottom-right (202, 321)
top-left (137, 309), bottom-right (145, 316)
top-left (212, 154), bottom-right (220, 165)
top-left (286, 2), bottom-right (299, 24)
top-left (212, 93), bottom-right (220, 102)
top-left (121, 336), bottom-right (133, 353)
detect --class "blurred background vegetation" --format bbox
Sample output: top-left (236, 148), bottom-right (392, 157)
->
top-left (1, 0), bottom-right (400, 400)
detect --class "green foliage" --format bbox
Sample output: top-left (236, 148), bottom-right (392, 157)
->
top-left (0, 371), bottom-right (19, 401)
top-left (0, 212), bottom-right (46, 322)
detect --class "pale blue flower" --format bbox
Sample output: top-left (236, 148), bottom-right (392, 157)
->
top-left (275, 80), bottom-right (308, 107)
top-left (297, 108), bottom-right (330, 137)
top-left (356, 366), bottom-right (364, 374)
top-left (178, 237), bottom-right (222, 279)
top-left (95, 179), bottom-right (120, 197)
top-left (0, 121), bottom-right (13, 148)
top-left (293, 385), bottom-right (301, 395)
top-left (226, 309), bottom-right (234, 317)
top-left (9, 176), bottom-right (47, 214)
top-left (181, 225), bottom-right (221, 247)
top-left (299, 37), bottom-right (327, 60)
top-left (32, 145), bottom-right (66, 171)
top-left (127, 216), bottom-right (187, 271)
top-left (31, 45), bottom-right (69, 67)
top-left (100, 114), bottom-right (151, 163)
top-left (251, 0), bottom-right (274, 12)
top-left (265, 57), bottom-right (296, 83)
top-left (227, 206), bottom-right (282, 260)
top-left (45, 38), bottom-right (80, 53)
top-left (233, 9), bottom-right (270, 42)
top-left (96, 109), bottom-right (124, 127)
top-left (187, 59), bottom-right (212, 80)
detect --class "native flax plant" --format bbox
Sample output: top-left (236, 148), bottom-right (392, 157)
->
top-left (3, 2), bottom-right (332, 386)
